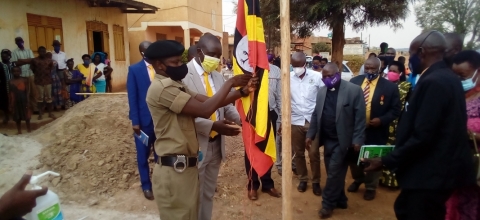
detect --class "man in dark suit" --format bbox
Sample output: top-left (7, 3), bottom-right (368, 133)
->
top-left (363, 31), bottom-right (476, 220)
top-left (348, 57), bottom-right (401, 200)
top-left (126, 41), bottom-right (157, 200)
top-left (306, 63), bottom-right (366, 219)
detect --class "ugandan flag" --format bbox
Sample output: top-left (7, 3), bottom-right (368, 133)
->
top-left (233, 0), bottom-right (276, 177)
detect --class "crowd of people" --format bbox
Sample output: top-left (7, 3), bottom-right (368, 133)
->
top-left (0, 37), bottom-right (113, 134)
top-left (1, 30), bottom-right (480, 220)
top-left (123, 30), bottom-right (479, 220)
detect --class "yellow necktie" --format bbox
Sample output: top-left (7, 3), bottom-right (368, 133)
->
top-left (203, 73), bottom-right (218, 138)
top-left (148, 65), bottom-right (155, 81)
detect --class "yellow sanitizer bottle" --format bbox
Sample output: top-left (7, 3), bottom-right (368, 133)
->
top-left (25, 171), bottom-right (64, 220)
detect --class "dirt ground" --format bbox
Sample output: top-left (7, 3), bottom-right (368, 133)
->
top-left (0, 95), bottom-right (398, 220)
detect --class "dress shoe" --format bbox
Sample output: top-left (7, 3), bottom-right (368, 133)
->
top-left (347, 181), bottom-right (363, 192)
top-left (143, 190), bottom-right (154, 200)
top-left (312, 183), bottom-right (322, 196)
top-left (336, 203), bottom-right (348, 209)
top-left (248, 189), bottom-right (258, 200)
top-left (364, 190), bottom-right (376, 201)
top-left (318, 208), bottom-right (333, 219)
top-left (297, 182), bottom-right (307, 192)
top-left (262, 188), bottom-right (281, 198)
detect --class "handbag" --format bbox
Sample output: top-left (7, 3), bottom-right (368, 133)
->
top-left (468, 132), bottom-right (480, 186)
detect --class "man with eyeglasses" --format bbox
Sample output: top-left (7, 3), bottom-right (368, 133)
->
top-left (306, 63), bottom-right (366, 219)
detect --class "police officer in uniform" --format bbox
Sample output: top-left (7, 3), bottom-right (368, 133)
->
top-left (145, 40), bottom-right (257, 220)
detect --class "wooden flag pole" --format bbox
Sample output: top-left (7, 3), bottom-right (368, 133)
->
top-left (280, 0), bottom-right (292, 219)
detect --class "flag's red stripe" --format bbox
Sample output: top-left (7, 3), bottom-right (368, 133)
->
top-left (248, 41), bottom-right (269, 71)
top-left (236, 99), bottom-right (273, 177)
top-left (235, 0), bottom-right (247, 36)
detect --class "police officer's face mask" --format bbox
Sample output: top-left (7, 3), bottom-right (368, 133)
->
top-left (163, 63), bottom-right (188, 81)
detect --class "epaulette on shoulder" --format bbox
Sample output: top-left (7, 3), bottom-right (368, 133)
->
top-left (159, 77), bottom-right (174, 87)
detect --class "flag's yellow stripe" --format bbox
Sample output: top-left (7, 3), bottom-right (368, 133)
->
top-left (232, 56), bottom-right (252, 115)
top-left (246, 16), bottom-right (266, 43)
top-left (243, 1), bottom-right (266, 43)
top-left (255, 69), bottom-right (269, 137)
top-left (265, 121), bottom-right (277, 162)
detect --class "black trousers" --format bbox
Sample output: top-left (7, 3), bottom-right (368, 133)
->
top-left (394, 189), bottom-right (453, 220)
top-left (244, 150), bottom-right (274, 190)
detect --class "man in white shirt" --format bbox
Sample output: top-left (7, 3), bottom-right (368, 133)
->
top-left (290, 52), bottom-right (324, 196)
top-left (51, 40), bottom-right (67, 82)
top-left (221, 59), bottom-right (234, 80)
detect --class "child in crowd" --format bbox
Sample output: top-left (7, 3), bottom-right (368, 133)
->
top-left (104, 53), bottom-right (113, 93)
top-left (9, 66), bottom-right (31, 134)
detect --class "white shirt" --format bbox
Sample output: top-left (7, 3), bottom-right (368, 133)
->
top-left (290, 68), bottom-right (324, 126)
top-left (52, 51), bottom-right (67, 69)
top-left (94, 63), bottom-right (106, 81)
top-left (193, 59), bottom-right (219, 121)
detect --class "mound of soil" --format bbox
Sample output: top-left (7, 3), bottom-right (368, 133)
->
top-left (34, 96), bottom-right (152, 201)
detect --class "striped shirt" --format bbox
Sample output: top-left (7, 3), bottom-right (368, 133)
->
top-left (11, 48), bottom-right (34, 77)
top-left (1, 62), bottom-right (13, 93)
top-left (268, 64), bottom-right (282, 120)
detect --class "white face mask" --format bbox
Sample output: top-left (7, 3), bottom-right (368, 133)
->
top-left (293, 67), bottom-right (305, 76)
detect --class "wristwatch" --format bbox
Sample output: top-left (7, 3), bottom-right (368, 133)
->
top-left (238, 88), bottom-right (248, 97)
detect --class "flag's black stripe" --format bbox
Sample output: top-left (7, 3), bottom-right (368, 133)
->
top-left (233, 28), bottom-right (243, 58)
top-left (245, 68), bottom-right (266, 128)
top-left (245, 0), bottom-right (261, 16)
top-left (252, 112), bottom-right (271, 153)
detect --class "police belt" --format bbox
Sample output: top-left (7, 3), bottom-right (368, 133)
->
top-left (157, 155), bottom-right (197, 173)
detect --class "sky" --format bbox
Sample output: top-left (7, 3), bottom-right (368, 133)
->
top-left (221, 1), bottom-right (423, 49)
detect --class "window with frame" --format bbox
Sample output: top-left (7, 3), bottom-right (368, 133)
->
top-left (27, 13), bottom-right (64, 56)
top-left (113, 25), bottom-right (126, 61)
top-left (175, 37), bottom-right (184, 45)
top-left (156, 33), bottom-right (166, 41)
top-left (86, 21), bottom-right (109, 56)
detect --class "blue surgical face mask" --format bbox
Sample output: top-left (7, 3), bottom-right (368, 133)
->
top-left (54, 46), bottom-right (60, 53)
top-left (366, 71), bottom-right (379, 81)
top-left (312, 64), bottom-right (320, 69)
top-left (83, 60), bottom-right (90, 65)
top-left (462, 70), bottom-right (478, 91)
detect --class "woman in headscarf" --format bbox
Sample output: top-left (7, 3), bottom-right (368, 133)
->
top-left (46, 52), bottom-right (63, 110)
top-left (445, 50), bottom-right (480, 220)
top-left (75, 54), bottom-right (101, 98)
top-left (380, 61), bottom-right (411, 190)
top-left (63, 58), bottom-right (84, 108)
top-left (91, 52), bottom-right (110, 93)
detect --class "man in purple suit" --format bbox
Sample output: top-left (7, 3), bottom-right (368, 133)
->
top-left (127, 41), bottom-right (158, 200)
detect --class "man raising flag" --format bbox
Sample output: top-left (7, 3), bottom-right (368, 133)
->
top-left (233, 0), bottom-right (279, 200)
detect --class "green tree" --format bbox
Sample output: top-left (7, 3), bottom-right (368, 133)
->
top-left (415, 0), bottom-right (480, 49)
top-left (294, 0), bottom-right (410, 68)
top-left (312, 42), bottom-right (331, 54)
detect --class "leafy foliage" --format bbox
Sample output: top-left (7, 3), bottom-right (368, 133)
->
top-left (312, 42), bottom-right (331, 53)
top-left (415, 0), bottom-right (480, 49)
top-left (292, 0), bottom-right (410, 67)
top-left (344, 55), bottom-right (365, 74)
top-left (181, 50), bottom-right (188, 64)
top-left (231, 0), bottom-right (410, 66)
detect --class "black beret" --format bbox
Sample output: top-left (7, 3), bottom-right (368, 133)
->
top-left (144, 40), bottom-right (185, 60)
